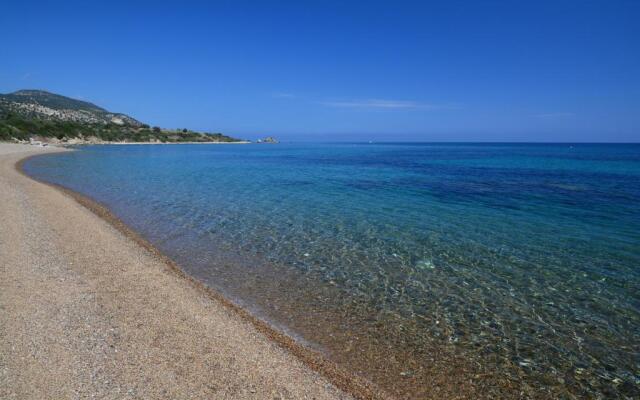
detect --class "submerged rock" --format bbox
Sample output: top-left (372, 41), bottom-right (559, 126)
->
top-left (416, 259), bottom-right (435, 270)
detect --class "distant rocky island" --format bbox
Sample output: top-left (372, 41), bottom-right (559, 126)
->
top-left (0, 90), bottom-right (245, 144)
top-left (256, 136), bottom-right (279, 143)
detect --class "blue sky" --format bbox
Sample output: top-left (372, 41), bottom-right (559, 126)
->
top-left (1, 1), bottom-right (639, 142)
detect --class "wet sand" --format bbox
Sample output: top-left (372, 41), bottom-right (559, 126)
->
top-left (0, 143), bottom-right (380, 399)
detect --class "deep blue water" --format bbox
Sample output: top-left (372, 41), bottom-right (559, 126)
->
top-left (24, 143), bottom-right (640, 398)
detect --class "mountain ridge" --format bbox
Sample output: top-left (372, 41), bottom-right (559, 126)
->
top-left (0, 89), bottom-right (142, 127)
top-left (3, 90), bottom-right (108, 112)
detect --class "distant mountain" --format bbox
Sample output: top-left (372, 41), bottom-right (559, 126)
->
top-left (0, 89), bottom-right (244, 144)
top-left (0, 90), bottom-right (142, 127)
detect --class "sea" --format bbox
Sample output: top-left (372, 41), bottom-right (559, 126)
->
top-left (23, 142), bottom-right (640, 399)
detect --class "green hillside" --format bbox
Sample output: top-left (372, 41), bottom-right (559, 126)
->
top-left (0, 90), bottom-right (244, 143)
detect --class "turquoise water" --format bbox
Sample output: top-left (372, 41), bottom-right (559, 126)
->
top-left (24, 143), bottom-right (640, 398)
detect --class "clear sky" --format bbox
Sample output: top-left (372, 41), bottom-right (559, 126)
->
top-left (2, 1), bottom-right (639, 142)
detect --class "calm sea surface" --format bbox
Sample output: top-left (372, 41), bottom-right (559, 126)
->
top-left (24, 143), bottom-right (640, 398)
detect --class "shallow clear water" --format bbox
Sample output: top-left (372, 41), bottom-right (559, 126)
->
top-left (25, 143), bottom-right (640, 398)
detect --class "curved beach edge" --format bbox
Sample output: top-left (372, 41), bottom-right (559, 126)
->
top-left (15, 148), bottom-right (393, 400)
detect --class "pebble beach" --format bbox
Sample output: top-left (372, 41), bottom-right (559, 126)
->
top-left (0, 143), bottom-right (361, 400)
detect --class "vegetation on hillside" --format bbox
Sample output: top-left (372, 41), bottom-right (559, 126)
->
top-left (0, 112), bottom-right (242, 143)
top-left (0, 89), bottom-right (244, 143)
top-left (0, 90), bottom-right (108, 113)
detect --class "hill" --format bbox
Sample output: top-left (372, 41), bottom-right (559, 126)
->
top-left (0, 90), bottom-right (142, 127)
top-left (0, 90), bottom-right (244, 144)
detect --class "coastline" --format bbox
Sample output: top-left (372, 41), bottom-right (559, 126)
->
top-left (1, 143), bottom-right (386, 400)
top-left (19, 140), bottom-right (252, 147)
top-left (80, 141), bottom-right (253, 145)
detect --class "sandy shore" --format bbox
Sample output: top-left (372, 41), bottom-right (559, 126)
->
top-left (0, 143), bottom-right (362, 399)
top-left (82, 141), bottom-right (253, 145)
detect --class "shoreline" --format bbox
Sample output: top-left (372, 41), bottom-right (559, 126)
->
top-left (13, 140), bottom-right (252, 147)
top-left (2, 143), bottom-right (387, 400)
top-left (77, 141), bottom-right (253, 145)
